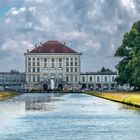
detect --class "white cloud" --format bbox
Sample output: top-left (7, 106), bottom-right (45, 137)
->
top-left (8, 7), bottom-right (19, 15)
top-left (7, 7), bottom-right (26, 16)
top-left (24, 0), bottom-right (45, 3)
top-left (85, 40), bottom-right (101, 50)
top-left (121, 0), bottom-right (137, 15)
top-left (0, 0), bottom-right (140, 72)
top-left (121, 0), bottom-right (135, 8)
top-left (1, 39), bottom-right (34, 54)
top-left (62, 31), bottom-right (87, 41)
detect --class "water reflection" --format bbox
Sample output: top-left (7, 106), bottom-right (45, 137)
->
top-left (1, 93), bottom-right (140, 140)
top-left (25, 97), bottom-right (56, 112)
top-left (24, 93), bottom-right (64, 112)
top-left (121, 104), bottom-right (140, 112)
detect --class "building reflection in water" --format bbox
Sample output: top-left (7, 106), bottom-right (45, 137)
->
top-left (25, 94), bottom-right (63, 112)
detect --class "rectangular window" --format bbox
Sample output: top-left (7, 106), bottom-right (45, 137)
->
top-left (28, 58), bottom-right (31, 61)
top-left (37, 58), bottom-right (40, 61)
top-left (44, 58), bottom-right (47, 62)
top-left (59, 59), bottom-right (62, 68)
top-left (59, 63), bottom-right (62, 68)
top-left (28, 68), bottom-right (31, 73)
top-left (75, 62), bottom-right (77, 66)
top-left (37, 62), bottom-right (40, 66)
top-left (105, 76), bottom-right (107, 82)
top-left (28, 62), bottom-right (31, 66)
top-left (58, 76), bottom-right (62, 82)
top-left (90, 76), bottom-right (92, 82)
top-left (112, 76), bottom-right (115, 82)
top-left (82, 76), bottom-right (85, 82)
top-left (43, 76), bottom-right (47, 81)
top-left (66, 68), bottom-right (69, 72)
top-left (33, 68), bottom-right (35, 73)
top-left (97, 76), bottom-right (100, 82)
top-left (33, 76), bottom-right (36, 82)
top-left (33, 58), bottom-right (35, 61)
top-left (66, 62), bottom-right (69, 66)
top-left (51, 58), bottom-right (55, 68)
top-left (28, 76), bottom-right (31, 82)
top-left (70, 76), bottom-right (73, 82)
top-left (66, 76), bottom-right (69, 82)
top-left (37, 76), bottom-right (40, 82)
top-left (70, 62), bottom-right (73, 66)
top-left (59, 58), bottom-right (62, 62)
top-left (51, 58), bottom-right (54, 62)
top-left (37, 68), bottom-right (40, 73)
top-left (75, 76), bottom-right (77, 82)
top-left (33, 62), bottom-right (35, 66)
top-left (70, 68), bottom-right (73, 72)
top-left (75, 68), bottom-right (77, 72)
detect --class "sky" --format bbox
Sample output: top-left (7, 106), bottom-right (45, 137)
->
top-left (0, 0), bottom-right (140, 72)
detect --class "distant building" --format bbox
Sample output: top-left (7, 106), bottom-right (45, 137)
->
top-left (0, 72), bottom-right (25, 91)
top-left (80, 72), bottom-right (117, 90)
top-left (24, 40), bottom-right (81, 91)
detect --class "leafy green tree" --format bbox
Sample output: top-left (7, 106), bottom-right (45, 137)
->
top-left (100, 67), bottom-right (112, 72)
top-left (101, 67), bottom-right (106, 72)
top-left (10, 69), bottom-right (19, 74)
top-left (115, 20), bottom-right (140, 90)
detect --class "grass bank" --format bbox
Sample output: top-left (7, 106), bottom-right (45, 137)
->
top-left (0, 92), bottom-right (17, 100)
top-left (86, 91), bottom-right (140, 107)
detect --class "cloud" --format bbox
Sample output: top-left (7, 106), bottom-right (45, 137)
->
top-left (0, 0), bottom-right (140, 72)
top-left (1, 39), bottom-right (33, 53)
top-left (24, 0), bottom-right (45, 3)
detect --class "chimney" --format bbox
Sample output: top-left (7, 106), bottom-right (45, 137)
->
top-left (27, 49), bottom-right (29, 53)
top-left (35, 44), bottom-right (37, 48)
top-left (64, 42), bottom-right (66, 45)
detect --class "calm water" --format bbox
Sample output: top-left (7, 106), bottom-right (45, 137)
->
top-left (0, 93), bottom-right (140, 140)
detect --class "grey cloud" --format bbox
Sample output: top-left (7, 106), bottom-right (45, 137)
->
top-left (0, 0), bottom-right (140, 72)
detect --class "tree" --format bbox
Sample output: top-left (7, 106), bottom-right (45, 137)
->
top-left (100, 67), bottom-right (112, 72)
top-left (10, 69), bottom-right (19, 74)
top-left (115, 20), bottom-right (140, 90)
top-left (101, 67), bottom-right (106, 72)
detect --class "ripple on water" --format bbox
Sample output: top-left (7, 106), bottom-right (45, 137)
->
top-left (0, 93), bottom-right (140, 140)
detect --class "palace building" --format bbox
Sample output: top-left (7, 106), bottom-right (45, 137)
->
top-left (0, 71), bottom-right (25, 91)
top-left (80, 72), bottom-right (117, 90)
top-left (24, 40), bottom-right (81, 91)
top-left (24, 40), bottom-right (118, 91)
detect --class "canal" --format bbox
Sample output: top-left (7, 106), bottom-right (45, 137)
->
top-left (0, 93), bottom-right (140, 140)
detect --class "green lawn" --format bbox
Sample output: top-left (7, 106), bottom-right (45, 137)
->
top-left (0, 91), bottom-right (17, 98)
top-left (86, 91), bottom-right (140, 107)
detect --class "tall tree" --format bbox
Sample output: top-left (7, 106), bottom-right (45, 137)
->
top-left (115, 20), bottom-right (140, 90)
top-left (100, 67), bottom-right (112, 72)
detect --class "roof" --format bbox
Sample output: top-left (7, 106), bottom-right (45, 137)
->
top-left (29, 40), bottom-right (78, 54)
top-left (80, 72), bottom-right (117, 75)
top-left (0, 72), bottom-right (25, 75)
